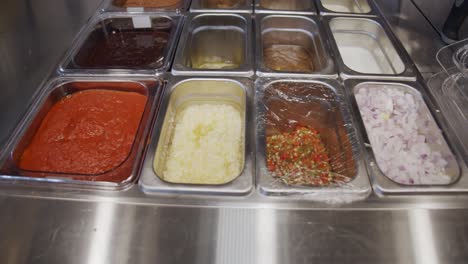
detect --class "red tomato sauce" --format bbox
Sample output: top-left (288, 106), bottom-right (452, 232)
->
top-left (18, 89), bottom-right (147, 175)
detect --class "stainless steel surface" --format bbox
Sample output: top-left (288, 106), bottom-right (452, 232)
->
top-left (325, 16), bottom-right (417, 80)
top-left (316, 0), bottom-right (377, 16)
top-left (255, 14), bottom-right (337, 78)
top-left (346, 80), bottom-right (468, 195)
top-left (59, 12), bottom-right (183, 76)
top-left (190, 0), bottom-right (253, 13)
top-left (0, 77), bottom-right (162, 190)
top-left (1, 196), bottom-right (468, 264)
top-left (255, 78), bottom-right (371, 201)
top-left (172, 13), bottom-right (254, 77)
top-left (254, 0), bottom-right (317, 15)
top-left (7, 177), bottom-right (468, 209)
top-left (3, 0), bottom-right (468, 263)
top-left (140, 77), bottom-right (254, 195)
top-left (101, 0), bottom-right (192, 13)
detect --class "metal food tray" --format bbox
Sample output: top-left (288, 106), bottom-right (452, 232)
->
top-left (315, 0), bottom-right (378, 17)
top-left (172, 13), bottom-right (254, 77)
top-left (323, 16), bottom-right (417, 81)
top-left (190, 0), bottom-right (253, 13)
top-left (100, 0), bottom-right (192, 13)
top-left (58, 12), bottom-right (183, 76)
top-left (254, 0), bottom-right (317, 15)
top-left (0, 76), bottom-right (163, 191)
top-left (255, 14), bottom-right (337, 78)
top-left (139, 77), bottom-right (254, 195)
top-left (255, 78), bottom-right (371, 202)
top-left (346, 79), bottom-right (468, 195)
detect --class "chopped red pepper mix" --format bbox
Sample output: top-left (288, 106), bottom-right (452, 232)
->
top-left (266, 126), bottom-right (347, 186)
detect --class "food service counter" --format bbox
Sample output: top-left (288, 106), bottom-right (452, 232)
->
top-left (0, 0), bottom-right (468, 263)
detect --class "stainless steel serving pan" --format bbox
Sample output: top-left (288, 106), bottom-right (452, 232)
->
top-left (255, 14), bottom-right (337, 78)
top-left (0, 76), bottom-right (163, 191)
top-left (323, 16), bottom-right (417, 80)
top-left (255, 78), bottom-right (371, 201)
top-left (100, 0), bottom-right (192, 13)
top-left (58, 12), bottom-right (183, 76)
top-left (315, 0), bottom-right (378, 16)
top-left (139, 77), bottom-right (254, 195)
top-left (190, 0), bottom-right (253, 13)
top-left (345, 79), bottom-right (468, 195)
top-left (172, 13), bottom-right (254, 77)
top-left (254, 0), bottom-right (317, 15)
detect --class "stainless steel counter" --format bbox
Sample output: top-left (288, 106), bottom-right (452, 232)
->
top-left (2, 190), bottom-right (468, 264)
top-left (1, 0), bottom-right (468, 263)
top-left (2, 196), bottom-right (468, 264)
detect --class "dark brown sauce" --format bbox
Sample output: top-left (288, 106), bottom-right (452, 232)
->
top-left (72, 18), bottom-right (171, 69)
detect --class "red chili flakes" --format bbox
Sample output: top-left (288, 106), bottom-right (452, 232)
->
top-left (266, 126), bottom-right (345, 186)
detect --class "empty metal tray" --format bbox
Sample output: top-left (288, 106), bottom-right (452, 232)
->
top-left (324, 16), bottom-right (416, 80)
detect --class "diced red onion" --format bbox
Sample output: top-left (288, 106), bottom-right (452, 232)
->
top-left (356, 87), bottom-right (451, 185)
